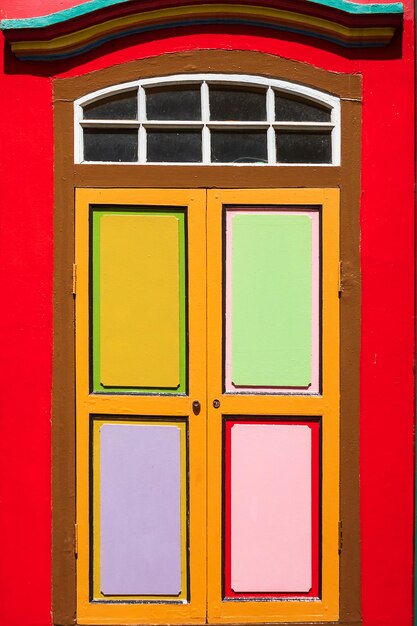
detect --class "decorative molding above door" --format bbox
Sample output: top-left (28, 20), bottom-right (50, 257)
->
top-left (1, 0), bottom-right (403, 61)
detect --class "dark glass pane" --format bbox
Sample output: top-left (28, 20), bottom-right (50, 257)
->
top-left (276, 131), bottom-right (331, 163)
top-left (83, 128), bottom-right (138, 162)
top-left (83, 91), bottom-right (137, 120)
top-left (211, 130), bottom-right (267, 163)
top-left (146, 86), bottom-right (201, 120)
top-left (275, 92), bottom-right (330, 122)
top-left (209, 86), bottom-right (266, 121)
top-left (147, 130), bottom-right (202, 162)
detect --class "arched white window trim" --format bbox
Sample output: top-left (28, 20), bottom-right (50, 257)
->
top-left (74, 73), bottom-right (341, 166)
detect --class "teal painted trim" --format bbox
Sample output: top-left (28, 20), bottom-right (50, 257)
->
top-left (0, 0), bottom-right (129, 30)
top-left (0, 0), bottom-right (404, 32)
top-left (311, 0), bottom-right (403, 14)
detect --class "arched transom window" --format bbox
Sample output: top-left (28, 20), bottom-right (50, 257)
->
top-left (75, 74), bottom-right (340, 165)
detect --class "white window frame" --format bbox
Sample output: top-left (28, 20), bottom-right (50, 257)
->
top-left (74, 74), bottom-right (341, 166)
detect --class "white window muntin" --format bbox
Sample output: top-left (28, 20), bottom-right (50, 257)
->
top-left (75, 73), bottom-right (341, 166)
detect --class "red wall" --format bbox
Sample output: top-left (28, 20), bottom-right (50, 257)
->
top-left (0, 2), bottom-right (414, 625)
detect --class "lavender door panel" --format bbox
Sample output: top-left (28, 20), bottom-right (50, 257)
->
top-left (99, 423), bottom-right (182, 596)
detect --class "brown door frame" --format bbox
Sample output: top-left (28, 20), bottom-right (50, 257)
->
top-left (53, 49), bottom-right (362, 626)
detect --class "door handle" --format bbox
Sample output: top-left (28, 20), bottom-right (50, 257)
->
top-left (192, 400), bottom-right (201, 415)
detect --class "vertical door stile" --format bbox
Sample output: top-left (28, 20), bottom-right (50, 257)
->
top-left (187, 188), bottom-right (208, 623)
top-left (206, 189), bottom-right (224, 621)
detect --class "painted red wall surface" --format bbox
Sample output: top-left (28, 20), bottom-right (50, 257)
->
top-left (0, 2), bottom-right (414, 625)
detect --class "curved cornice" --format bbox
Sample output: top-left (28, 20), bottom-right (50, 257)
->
top-left (1, 0), bottom-right (404, 61)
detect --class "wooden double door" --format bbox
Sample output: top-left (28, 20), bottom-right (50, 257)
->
top-left (75, 187), bottom-right (340, 625)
